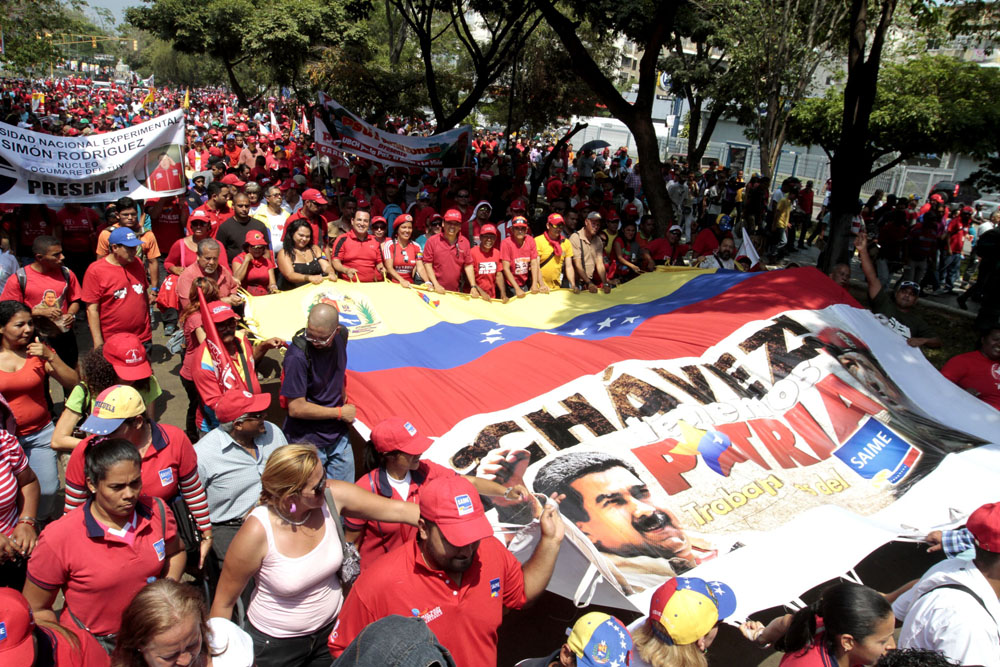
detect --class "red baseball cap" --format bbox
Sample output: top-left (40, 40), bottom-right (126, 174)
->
top-left (443, 209), bottom-right (463, 223)
top-left (102, 333), bottom-right (152, 381)
top-left (967, 502), bottom-right (1000, 552)
top-left (301, 188), bottom-right (329, 205)
top-left (371, 417), bottom-right (432, 455)
top-left (511, 216), bottom-right (529, 228)
top-left (510, 199), bottom-right (526, 211)
top-left (278, 178), bottom-right (295, 191)
top-left (245, 230), bottom-right (267, 246)
top-left (480, 223), bottom-right (498, 237)
top-left (371, 216), bottom-right (388, 227)
top-left (386, 177), bottom-right (399, 187)
top-left (206, 301), bottom-right (240, 323)
top-left (220, 173), bottom-right (246, 187)
top-left (215, 388), bottom-right (271, 423)
top-left (547, 213), bottom-right (565, 226)
top-left (0, 588), bottom-right (36, 664)
top-left (356, 197), bottom-right (371, 209)
top-left (418, 476), bottom-right (492, 547)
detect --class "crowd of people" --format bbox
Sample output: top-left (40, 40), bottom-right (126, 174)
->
top-left (0, 77), bottom-right (995, 666)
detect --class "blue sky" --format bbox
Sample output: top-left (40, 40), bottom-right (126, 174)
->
top-left (86, 0), bottom-right (137, 23)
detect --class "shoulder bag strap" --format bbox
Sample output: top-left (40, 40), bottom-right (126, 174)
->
top-left (918, 582), bottom-right (1000, 641)
top-left (323, 487), bottom-right (347, 547)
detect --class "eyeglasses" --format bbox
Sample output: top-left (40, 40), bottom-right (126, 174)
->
top-left (457, 193), bottom-right (469, 198)
top-left (237, 412), bottom-right (265, 423)
top-left (304, 326), bottom-right (339, 346)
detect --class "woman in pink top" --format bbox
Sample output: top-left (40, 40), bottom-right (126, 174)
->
top-left (209, 444), bottom-right (419, 667)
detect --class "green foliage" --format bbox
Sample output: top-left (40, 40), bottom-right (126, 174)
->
top-left (788, 55), bottom-right (1000, 175)
top-left (127, 0), bottom-right (372, 103)
top-left (0, 0), bottom-right (107, 76)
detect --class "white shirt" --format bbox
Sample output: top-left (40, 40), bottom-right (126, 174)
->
top-left (386, 471), bottom-right (412, 501)
top-left (893, 558), bottom-right (1000, 667)
top-left (700, 254), bottom-right (735, 270)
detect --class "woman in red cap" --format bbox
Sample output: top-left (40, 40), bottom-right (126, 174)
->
top-left (0, 587), bottom-right (108, 666)
top-left (52, 333), bottom-right (162, 453)
top-left (343, 417), bottom-right (525, 570)
top-left (232, 230), bottom-right (279, 296)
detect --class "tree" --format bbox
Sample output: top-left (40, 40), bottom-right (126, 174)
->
top-left (532, 0), bottom-right (678, 231)
top-left (788, 55), bottom-right (1000, 180)
top-left (126, 0), bottom-right (371, 105)
top-left (387, 0), bottom-right (543, 132)
top-left (716, 0), bottom-right (848, 180)
top-left (0, 0), bottom-right (88, 75)
top-left (818, 0), bottom-right (900, 270)
top-left (477, 21), bottom-right (609, 141)
top-left (658, 2), bottom-right (736, 169)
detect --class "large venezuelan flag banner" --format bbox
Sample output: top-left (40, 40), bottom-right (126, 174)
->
top-left (244, 267), bottom-right (1000, 618)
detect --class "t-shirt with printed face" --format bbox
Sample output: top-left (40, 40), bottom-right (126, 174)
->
top-left (469, 245), bottom-right (502, 297)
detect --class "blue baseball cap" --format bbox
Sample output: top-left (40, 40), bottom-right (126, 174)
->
top-left (108, 226), bottom-right (142, 247)
top-left (567, 613), bottom-right (633, 667)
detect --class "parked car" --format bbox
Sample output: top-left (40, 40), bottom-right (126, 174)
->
top-left (930, 180), bottom-right (981, 205)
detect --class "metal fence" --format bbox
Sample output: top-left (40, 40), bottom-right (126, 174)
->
top-left (567, 124), bottom-right (956, 201)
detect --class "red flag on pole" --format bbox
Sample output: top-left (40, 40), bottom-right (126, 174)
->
top-left (196, 287), bottom-right (247, 395)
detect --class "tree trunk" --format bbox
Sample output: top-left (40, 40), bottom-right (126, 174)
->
top-left (223, 59), bottom-right (248, 107)
top-left (686, 101), bottom-right (702, 164)
top-left (689, 105), bottom-right (724, 170)
top-left (528, 122), bottom-right (587, 215)
top-left (629, 118), bottom-right (671, 234)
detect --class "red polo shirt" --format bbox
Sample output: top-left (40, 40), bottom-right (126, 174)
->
top-left (342, 461), bottom-right (456, 568)
top-left (27, 496), bottom-right (177, 636)
top-left (421, 233), bottom-right (471, 292)
top-left (328, 536), bottom-right (526, 666)
top-left (191, 202), bottom-right (233, 237)
top-left (63, 423), bottom-right (199, 512)
top-left (331, 229), bottom-right (383, 282)
top-left (500, 235), bottom-right (538, 287)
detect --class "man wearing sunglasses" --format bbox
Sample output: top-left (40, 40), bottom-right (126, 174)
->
top-left (281, 303), bottom-right (356, 481)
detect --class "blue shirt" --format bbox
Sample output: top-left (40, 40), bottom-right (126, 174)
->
top-left (195, 421), bottom-right (288, 522)
top-left (280, 333), bottom-right (348, 447)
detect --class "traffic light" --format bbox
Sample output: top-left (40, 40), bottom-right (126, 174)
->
top-left (133, 40), bottom-right (138, 51)
top-left (92, 37), bottom-right (97, 48)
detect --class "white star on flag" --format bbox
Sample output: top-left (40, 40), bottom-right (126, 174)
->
top-left (622, 315), bottom-right (639, 324)
top-left (596, 316), bottom-right (615, 330)
top-left (568, 328), bottom-right (587, 336)
top-left (481, 336), bottom-right (503, 344)
top-left (610, 661), bottom-right (620, 667)
top-left (481, 327), bottom-right (504, 337)
top-left (620, 639), bottom-right (628, 648)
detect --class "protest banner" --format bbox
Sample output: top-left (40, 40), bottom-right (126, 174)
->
top-left (0, 109), bottom-right (187, 204)
top-left (242, 268), bottom-right (1000, 616)
top-left (314, 92), bottom-right (472, 168)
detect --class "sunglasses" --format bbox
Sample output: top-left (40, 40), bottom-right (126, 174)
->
top-left (304, 326), bottom-right (340, 346)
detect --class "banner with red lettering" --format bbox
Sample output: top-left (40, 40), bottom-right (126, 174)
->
top-left (241, 268), bottom-right (1000, 617)
top-left (314, 92), bottom-right (472, 168)
top-left (0, 110), bottom-right (186, 204)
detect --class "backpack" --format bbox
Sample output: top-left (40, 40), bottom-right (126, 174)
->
top-left (278, 325), bottom-right (349, 408)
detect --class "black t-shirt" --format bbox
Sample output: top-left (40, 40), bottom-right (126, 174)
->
top-left (215, 217), bottom-right (269, 269)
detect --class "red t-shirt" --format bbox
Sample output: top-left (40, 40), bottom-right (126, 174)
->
top-left (224, 144), bottom-right (242, 167)
top-left (381, 239), bottom-right (421, 280)
top-left (0, 356), bottom-right (50, 435)
top-left (27, 496), bottom-right (177, 636)
top-left (56, 206), bottom-right (99, 253)
top-left (500, 235), bottom-right (538, 287)
top-left (778, 631), bottom-right (838, 666)
top-left (16, 206), bottom-right (57, 250)
top-left (233, 251), bottom-right (276, 295)
top-left (150, 198), bottom-right (188, 253)
top-left (81, 257), bottom-right (151, 342)
top-left (342, 461), bottom-right (455, 568)
top-left (647, 238), bottom-right (690, 264)
top-left (692, 227), bottom-right (732, 258)
top-left (941, 350), bottom-right (1000, 411)
top-left (0, 264), bottom-right (82, 314)
top-left (331, 230), bottom-right (383, 282)
top-left (947, 219), bottom-right (968, 254)
top-left (469, 245), bottom-right (503, 297)
top-left (421, 233), bottom-right (471, 292)
top-left (191, 203), bottom-right (233, 237)
top-left (329, 537), bottom-right (527, 667)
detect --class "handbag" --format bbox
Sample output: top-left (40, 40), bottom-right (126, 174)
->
top-left (156, 273), bottom-right (180, 311)
top-left (324, 488), bottom-right (361, 589)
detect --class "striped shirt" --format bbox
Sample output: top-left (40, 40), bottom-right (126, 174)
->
top-left (0, 429), bottom-right (28, 536)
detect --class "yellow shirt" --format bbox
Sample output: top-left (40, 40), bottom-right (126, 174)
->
top-left (534, 233), bottom-right (574, 289)
top-left (775, 197), bottom-right (793, 229)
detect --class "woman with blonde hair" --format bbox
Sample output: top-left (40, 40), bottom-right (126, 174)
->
top-left (209, 443), bottom-right (420, 667)
top-left (112, 579), bottom-right (252, 667)
top-left (629, 577), bottom-right (738, 667)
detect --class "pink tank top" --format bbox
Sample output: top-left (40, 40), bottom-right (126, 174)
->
top-left (246, 502), bottom-right (344, 637)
